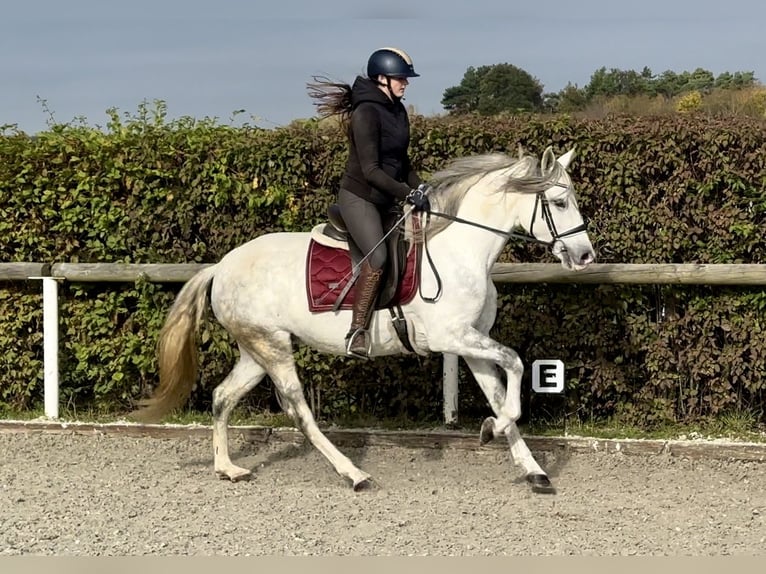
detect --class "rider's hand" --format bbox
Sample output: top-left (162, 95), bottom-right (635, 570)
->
top-left (405, 184), bottom-right (431, 212)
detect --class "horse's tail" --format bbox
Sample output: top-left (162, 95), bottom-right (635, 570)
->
top-left (129, 264), bottom-right (217, 423)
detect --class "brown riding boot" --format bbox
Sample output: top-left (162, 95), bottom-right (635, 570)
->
top-left (345, 260), bottom-right (384, 359)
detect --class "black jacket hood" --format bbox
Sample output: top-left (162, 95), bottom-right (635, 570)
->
top-left (350, 76), bottom-right (399, 110)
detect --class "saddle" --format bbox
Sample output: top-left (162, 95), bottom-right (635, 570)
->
top-left (306, 203), bottom-right (420, 312)
top-left (305, 204), bottom-right (421, 352)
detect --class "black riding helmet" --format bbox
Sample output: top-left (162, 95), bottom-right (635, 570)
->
top-left (367, 47), bottom-right (420, 79)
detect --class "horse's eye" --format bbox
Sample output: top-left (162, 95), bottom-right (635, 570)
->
top-left (553, 199), bottom-right (567, 209)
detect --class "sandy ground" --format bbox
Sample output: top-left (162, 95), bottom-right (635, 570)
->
top-left (0, 430), bottom-right (764, 556)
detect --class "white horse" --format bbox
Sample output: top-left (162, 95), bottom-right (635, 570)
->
top-left (130, 145), bottom-right (596, 494)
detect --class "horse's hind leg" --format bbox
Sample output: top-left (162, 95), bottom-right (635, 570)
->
top-left (265, 335), bottom-right (372, 489)
top-left (212, 349), bottom-right (267, 481)
top-left (463, 356), bottom-right (553, 493)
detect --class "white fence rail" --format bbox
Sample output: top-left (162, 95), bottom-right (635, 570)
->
top-left (3, 262), bottom-right (766, 421)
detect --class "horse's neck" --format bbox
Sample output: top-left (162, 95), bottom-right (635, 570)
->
top-left (443, 186), bottom-right (524, 273)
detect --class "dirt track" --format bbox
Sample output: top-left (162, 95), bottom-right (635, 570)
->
top-left (1, 428), bottom-right (765, 556)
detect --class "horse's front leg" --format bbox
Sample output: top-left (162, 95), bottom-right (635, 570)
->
top-left (430, 325), bottom-right (553, 493)
top-left (462, 355), bottom-right (553, 494)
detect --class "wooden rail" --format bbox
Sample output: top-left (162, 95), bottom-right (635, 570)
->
top-left (491, 263), bottom-right (766, 285)
top-left (50, 262), bottom-right (212, 283)
top-left (4, 260), bottom-right (766, 422)
top-left (0, 262), bottom-right (47, 280)
top-left (2, 262), bottom-right (765, 285)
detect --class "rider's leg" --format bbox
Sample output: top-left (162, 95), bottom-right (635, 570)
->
top-left (338, 189), bottom-right (387, 359)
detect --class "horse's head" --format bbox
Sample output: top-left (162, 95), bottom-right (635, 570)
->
top-left (524, 146), bottom-right (596, 271)
top-left (421, 147), bottom-right (596, 271)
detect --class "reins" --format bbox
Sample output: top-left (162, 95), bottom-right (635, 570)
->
top-left (412, 183), bottom-right (589, 303)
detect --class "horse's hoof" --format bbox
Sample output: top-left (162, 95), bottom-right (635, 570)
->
top-left (230, 473), bottom-right (252, 483)
top-left (479, 417), bottom-right (495, 446)
top-left (215, 468), bottom-right (252, 482)
top-left (526, 473), bottom-right (556, 494)
top-left (352, 476), bottom-right (373, 492)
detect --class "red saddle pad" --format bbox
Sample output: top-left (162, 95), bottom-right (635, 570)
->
top-left (305, 240), bottom-right (419, 313)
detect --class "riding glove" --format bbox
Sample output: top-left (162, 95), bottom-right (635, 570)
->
top-left (406, 184), bottom-right (431, 212)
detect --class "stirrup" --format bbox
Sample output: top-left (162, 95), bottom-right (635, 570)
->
top-left (345, 328), bottom-right (371, 360)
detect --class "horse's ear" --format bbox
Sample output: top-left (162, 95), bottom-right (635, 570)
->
top-left (557, 146), bottom-right (576, 169)
top-left (517, 143), bottom-right (525, 160)
top-left (541, 146), bottom-right (555, 174)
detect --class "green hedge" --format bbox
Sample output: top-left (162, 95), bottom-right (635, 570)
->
top-left (2, 105), bottom-right (766, 427)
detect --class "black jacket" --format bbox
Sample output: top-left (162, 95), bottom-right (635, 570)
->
top-left (339, 76), bottom-right (421, 206)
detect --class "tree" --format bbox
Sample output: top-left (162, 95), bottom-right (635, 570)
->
top-left (441, 63), bottom-right (544, 115)
top-left (440, 67), bottom-right (481, 114)
top-left (685, 68), bottom-right (716, 93)
top-left (655, 70), bottom-right (684, 98)
top-left (585, 66), bottom-right (654, 99)
top-left (541, 65), bottom-right (761, 114)
top-left (541, 91), bottom-right (561, 113)
top-left (556, 83), bottom-right (588, 113)
top-left (714, 71), bottom-right (756, 89)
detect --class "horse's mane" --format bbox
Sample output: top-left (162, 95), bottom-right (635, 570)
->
top-left (406, 151), bottom-right (565, 241)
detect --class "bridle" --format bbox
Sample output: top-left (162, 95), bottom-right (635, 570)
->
top-left (425, 182), bottom-right (588, 246)
top-left (415, 182), bottom-right (589, 302)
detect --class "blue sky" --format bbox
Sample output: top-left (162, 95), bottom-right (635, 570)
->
top-left (3, 0), bottom-right (766, 133)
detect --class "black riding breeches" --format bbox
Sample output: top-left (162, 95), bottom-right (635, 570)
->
top-left (338, 188), bottom-right (388, 271)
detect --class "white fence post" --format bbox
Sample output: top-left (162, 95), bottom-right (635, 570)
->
top-left (442, 353), bottom-right (458, 425)
top-left (42, 277), bottom-right (60, 419)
